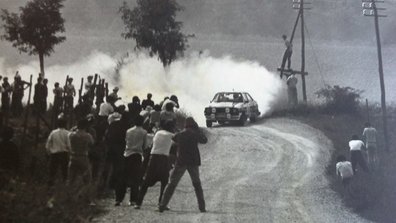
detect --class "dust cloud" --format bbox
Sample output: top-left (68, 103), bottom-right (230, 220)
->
top-left (0, 51), bottom-right (286, 124)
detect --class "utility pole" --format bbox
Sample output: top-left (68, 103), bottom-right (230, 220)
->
top-left (292, 0), bottom-right (311, 103)
top-left (362, 0), bottom-right (389, 151)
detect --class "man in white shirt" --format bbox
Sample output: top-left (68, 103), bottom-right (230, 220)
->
top-left (349, 135), bottom-right (369, 173)
top-left (114, 115), bottom-right (147, 206)
top-left (336, 155), bottom-right (353, 187)
top-left (45, 119), bottom-right (71, 186)
top-left (362, 122), bottom-right (378, 169)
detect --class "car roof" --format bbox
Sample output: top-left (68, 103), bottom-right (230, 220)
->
top-left (216, 92), bottom-right (248, 94)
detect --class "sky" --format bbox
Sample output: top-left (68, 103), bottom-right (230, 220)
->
top-left (0, 0), bottom-right (395, 107)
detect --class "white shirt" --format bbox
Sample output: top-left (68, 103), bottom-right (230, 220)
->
top-left (46, 128), bottom-right (71, 154)
top-left (363, 127), bottom-right (377, 145)
top-left (124, 126), bottom-right (147, 157)
top-left (99, 102), bottom-right (114, 116)
top-left (161, 99), bottom-right (177, 111)
top-left (150, 130), bottom-right (174, 156)
top-left (336, 161), bottom-right (353, 179)
top-left (349, 140), bottom-right (365, 151)
top-left (108, 112), bottom-right (121, 124)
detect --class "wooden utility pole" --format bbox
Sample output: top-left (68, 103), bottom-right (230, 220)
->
top-left (300, 0), bottom-right (307, 102)
top-left (362, 0), bottom-right (389, 151)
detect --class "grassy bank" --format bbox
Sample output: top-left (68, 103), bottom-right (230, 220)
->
top-left (274, 104), bottom-right (396, 223)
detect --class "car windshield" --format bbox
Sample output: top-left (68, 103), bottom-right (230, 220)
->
top-left (212, 93), bottom-right (243, 103)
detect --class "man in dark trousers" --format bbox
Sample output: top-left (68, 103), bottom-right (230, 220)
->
top-left (280, 34), bottom-right (293, 78)
top-left (11, 72), bottom-right (30, 117)
top-left (1, 77), bottom-right (12, 125)
top-left (159, 117), bottom-right (208, 213)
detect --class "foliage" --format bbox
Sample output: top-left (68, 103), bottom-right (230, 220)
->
top-left (119, 0), bottom-right (193, 67)
top-left (0, 0), bottom-right (66, 75)
top-left (315, 85), bottom-right (363, 114)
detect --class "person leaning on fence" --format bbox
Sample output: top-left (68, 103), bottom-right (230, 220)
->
top-left (362, 122), bottom-right (378, 169)
top-left (45, 118), bottom-right (71, 186)
top-left (336, 155), bottom-right (354, 188)
top-left (134, 120), bottom-right (175, 210)
top-left (349, 135), bottom-right (369, 174)
top-left (159, 117), bottom-right (208, 213)
top-left (68, 119), bottom-right (94, 185)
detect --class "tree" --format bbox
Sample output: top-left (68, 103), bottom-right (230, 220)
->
top-left (0, 0), bottom-right (66, 76)
top-left (119, 0), bottom-right (192, 67)
top-left (316, 85), bottom-right (363, 114)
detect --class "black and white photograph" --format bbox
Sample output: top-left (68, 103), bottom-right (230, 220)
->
top-left (0, 0), bottom-right (395, 222)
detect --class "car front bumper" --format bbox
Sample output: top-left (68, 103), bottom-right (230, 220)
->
top-left (205, 113), bottom-right (242, 121)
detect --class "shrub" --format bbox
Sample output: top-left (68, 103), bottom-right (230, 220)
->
top-left (315, 85), bottom-right (363, 114)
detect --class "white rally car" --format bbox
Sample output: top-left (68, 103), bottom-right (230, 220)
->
top-left (204, 92), bottom-right (260, 127)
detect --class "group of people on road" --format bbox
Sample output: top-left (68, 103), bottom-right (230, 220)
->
top-left (336, 122), bottom-right (378, 188)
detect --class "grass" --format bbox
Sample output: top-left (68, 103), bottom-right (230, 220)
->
top-left (273, 103), bottom-right (396, 223)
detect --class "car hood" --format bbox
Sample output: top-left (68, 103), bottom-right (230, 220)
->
top-left (208, 102), bottom-right (243, 108)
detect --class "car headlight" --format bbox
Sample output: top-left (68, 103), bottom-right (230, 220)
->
top-left (225, 108), bottom-right (230, 113)
top-left (211, 107), bottom-right (216, 113)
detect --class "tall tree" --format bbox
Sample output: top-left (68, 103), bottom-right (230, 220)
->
top-left (0, 0), bottom-right (66, 76)
top-left (119, 0), bottom-right (192, 67)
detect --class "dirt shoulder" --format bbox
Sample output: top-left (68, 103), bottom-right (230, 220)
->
top-left (293, 112), bottom-right (396, 223)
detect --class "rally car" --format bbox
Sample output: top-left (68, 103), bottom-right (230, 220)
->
top-left (204, 92), bottom-right (260, 127)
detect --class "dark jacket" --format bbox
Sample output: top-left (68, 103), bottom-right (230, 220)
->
top-left (173, 128), bottom-right (207, 166)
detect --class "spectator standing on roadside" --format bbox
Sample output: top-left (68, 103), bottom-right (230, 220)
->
top-left (53, 82), bottom-right (64, 116)
top-left (160, 102), bottom-right (176, 128)
top-left (97, 96), bottom-right (114, 142)
top-left (84, 75), bottom-right (94, 101)
top-left (11, 72), bottom-right (30, 117)
top-left (336, 155), bottom-right (354, 188)
top-left (150, 104), bottom-right (161, 130)
top-left (64, 77), bottom-right (76, 114)
top-left (161, 95), bottom-right (179, 111)
top-left (108, 105), bottom-right (125, 125)
top-left (286, 74), bottom-right (298, 108)
top-left (33, 77), bottom-right (46, 114)
top-left (115, 115), bottom-right (147, 206)
top-left (141, 93), bottom-right (154, 110)
top-left (45, 119), bottom-right (71, 186)
top-left (159, 117), bottom-right (208, 213)
top-left (0, 126), bottom-right (20, 175)
top-left (135, 121), bottom-right (174, 210)
top-left (349, 135), bottom-right (369, 174)
top-left (1, 77), bottom-right (12, 124)
top-left (68, 119), bottom-right (94, 184)
top-left (105, 113), bottom-right (129, 204)
top-left (362, 122), bottom-right (378, 169)
top-left (128, 96), bottom-right (142, 125)
top-left (95, 80), bottom-right (105, 110)
top-left (108, 87), bottom-right (121, 105)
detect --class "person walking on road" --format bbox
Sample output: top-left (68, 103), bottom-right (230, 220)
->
top-left (134, 121), bottom-right (175, 210)
top-left (349, 135), bottom-right (369, 174)
top-left (362, 122), bottom-right (378, 169)
top-left (159, 117), bottom-right (208, 213)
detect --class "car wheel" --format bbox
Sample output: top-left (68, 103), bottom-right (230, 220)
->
top-left (238, 114), bottom-right (247, 126)
top-left (206, 120), bottom-right (212, 128)
top-left (250, 114), bottom-right (257, 123)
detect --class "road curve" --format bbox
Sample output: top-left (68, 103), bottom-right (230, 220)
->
top-left (95, 118), bottom-right (371, 223)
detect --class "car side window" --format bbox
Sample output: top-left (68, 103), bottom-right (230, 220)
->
top-left (247, 93), bottom-right (254, 102)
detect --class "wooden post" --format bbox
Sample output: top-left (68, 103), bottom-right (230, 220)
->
top-left (21, 74), bottom-right (33, 147)
top-left (300, 0), bottom-right (307, 103)
top-left (105, 82), bottom-right (109, 98)
top-left (371, 0), bottom-right (389, 151)
top-left (366, 99), bottom-right (370, 124)
top-left (78, 77), bottom-right (84, 103)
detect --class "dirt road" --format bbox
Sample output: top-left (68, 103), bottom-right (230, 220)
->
top-left (95, 118), bottom-right (371, 223)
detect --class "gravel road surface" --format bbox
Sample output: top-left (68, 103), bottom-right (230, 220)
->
top-left (95, 118), bottom-right (371, 223)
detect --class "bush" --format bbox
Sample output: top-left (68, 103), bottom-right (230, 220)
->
top-left (315, 85), bottom-right (363, 114)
